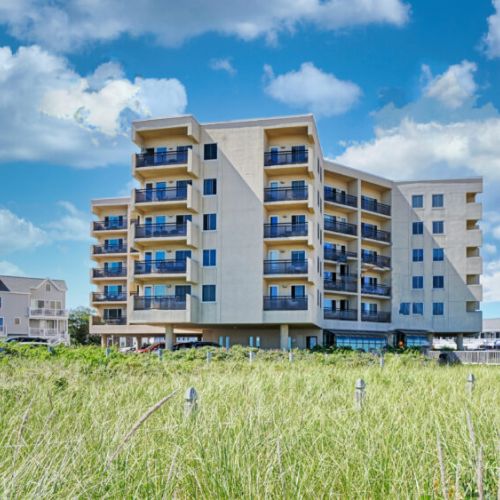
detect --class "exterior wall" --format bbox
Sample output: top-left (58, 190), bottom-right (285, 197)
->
top-left (0, 292), bottom-right (30, 336)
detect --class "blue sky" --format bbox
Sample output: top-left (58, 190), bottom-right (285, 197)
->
top-left (0, 0), bottom-right (499, 316)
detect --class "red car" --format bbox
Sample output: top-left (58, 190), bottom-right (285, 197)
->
top-left (137, 342), bottom-right (165, 353)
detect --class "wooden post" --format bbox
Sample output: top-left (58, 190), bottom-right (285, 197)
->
top-left (467, 373), bottom-right (475, 395)
top-left (380, 353), bottom-right (385, 368)
top-left (47, 345), bottom-right (54, 355)
top-left (158, 348), bottom-right (163, 361)
top-left (249, 351), bottom-right (255, 363)
top-left (105, 347), bottom-right (111, 357)
top-left (184, 387), bottom-right (198, 418)
top-left (289, 351), bottom-right (294, 363)
top-left (287, 336), bottom-right (292, 352)
top-left (355, 379), bottom-right (366, 410)
top-left (206, 351), bottom-right (212, 364)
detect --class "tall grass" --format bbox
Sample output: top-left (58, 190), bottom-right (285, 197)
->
top-left (0, 346), bottom-right (498, 498)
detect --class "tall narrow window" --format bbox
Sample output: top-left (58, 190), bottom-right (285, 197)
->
top-left (204, 143), bottom-right (218, 160)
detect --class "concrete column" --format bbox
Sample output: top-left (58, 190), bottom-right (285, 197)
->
top-left (101, 335), bottom-right (107, 348)
top-left (165, 325), bottom-right (174, 350)
top-left (427, 333), bottom-right (434, 349)
top-left (456, 333), bottom-right (464, 351)
top-left (387, 333), bottom-right (395, 348)
top-left (280, 324), bottom-right (289, 351)
top-left (135, 336), bottom-right (141, 349)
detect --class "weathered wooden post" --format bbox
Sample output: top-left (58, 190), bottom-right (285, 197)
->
top-left (355, 379), bottom-right (366, 410)
top-left (249, 336), bottom-right (254, 348)
top-left (380, 353), bottom-right (385, 368)
top-left (289, 351), bottom-right (294, 363)
top-left (105, 347), bottom-right (111, 358)
top-left (206, 351), bottom-right (212, 364)
top-left (47, 345), bottom-right (54, 355)
top-left (467, 373), bottom-right (475, 395)
top-left (184, 387), bottom-right (198, 418)
top-left (256, 337), bottom-right (261, 349)
top-left (287, 337), bottom-right (292, 351)
top-left (249, 351), bottom-right (255, 363)
top-left (157, 348), bottom-right (163, 361)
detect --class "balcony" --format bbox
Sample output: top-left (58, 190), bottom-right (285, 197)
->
top-left (361, 283), bottom-right (391, 297)
top-left (91, 292), bottom-right (127, 302)
top-left (136, 149), bottom-right (188, 168)
top-left (324, 219), bottom-right (357, 237)
top-left (92, 219), bottom-right (127, 232)
top-left (361, 225), bottom-right (391, 243)
top-left (324, 248), bottom-right (357, 263)
top-left (135, 222), bottom-right (187, 239)
top-left (264, 149), bottom-right (308, 166)
top-left (133, 148), bottom-right (200, 180)
top-left (93, 244), bottom-right (127, 255)
top-left (263, 296), bottom-right (308, 311)
top-left (324, 187), bottom-right (357, 208)
top-left (361, 311), bottom-right (391, 323)
top-left (135, 187), bottom-right (187, 204)
top-left (264, 186), bottom-right (308, 203)
top-left (29, 308), bottom-right (68, 318)
top-left (263, 259), bottom-right (308, 275)
top-left (361, 253), bottom-right (391, 269)
top-left (29, 328), bottom-right (61, 337)
top-left (324, 309), bottom-right (357, 321)
top-left (134, 259), bottom-right (187, 275)
top-left (324, 276), bottom-right (357, 293)
top-left (361, 196), bottom-right (391, 216)
top-left (92, 316), bottom-right (127, 326)
top-left (92, 267), bottom-right (127, 279)
top-left (134, 295), bottom-right (187, 311)
top-left (263, 222), bottom-right (308, 239)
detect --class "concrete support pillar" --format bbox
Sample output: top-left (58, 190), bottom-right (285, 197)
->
top-left (427, 333), bottom-right (434, 349)
top-left (387, 333), bottom-right (395, 348)
top-left (101, 335), bottom-right (107, 348)
top-left (165, 325), bottom-right (174, 350)
top-left (456, 333), bottom-right (464, 351)
top-left (135, 336), bottom-right (141, 349)
top-left (280, 324), bottom-right (289, 351)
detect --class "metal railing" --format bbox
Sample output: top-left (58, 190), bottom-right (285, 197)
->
top-left (29, 328), bottom-right (60, 336)
top-left (92, 292), bottom-right (127, 302)
top-left (361, 311), bottom-right (391, 323)
top-left (264, 186), bottom-right (308, 202)
top-left (361, 283), bottom-right (391, 296)
top-left (263, 296), bottom-right (308, 311)
top-left (134, 259), bottom-right (187, 275)
top-left (361, 224), bottom-right (391, 243)
top-left (324, 277), bottom-right (357, 293)
top-left (324, 188), bottom-right (357, 208)
top-left (93, 316), bottom-right (127, 326)
top-left (324, 248), bottom-right (357, 262)
top-left (324, 219), bottom-right (357, 236)
top-left (92, 267), bottom-right (127, 278)
top-left (93, 244), bottom-right (127, 255)
top-left (133, 295), bottom-right (187, 310)
top-left (135, 150), bottom-right (189, 168)
top-left (361, 196), bottom-right (391, 216)
top-left (93, 219), bottom-right (127, 231)
top-left (324, 309), bottom-right (357, 321)
top-left (135, 223), bottom-right (187, 239)
top-left (361, 253), bottom-right (391, 268)
top-left (264, 149), bottom-right (308, 166)
top-left (135, 187), bottom-right (188, 203)
top-left (29, 308), bottom-right (67, 317)
top-left (263, 222), bottom-right (308, 238)
top-left (263, 260), bottom-right (308, 275)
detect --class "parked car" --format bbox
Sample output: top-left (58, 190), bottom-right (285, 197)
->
top-left (137, 342), bottom-right (165, 353)
top-left (172, 341), bottom-right (220, 351)
top-left (5, 336), bottom-right (49, 345)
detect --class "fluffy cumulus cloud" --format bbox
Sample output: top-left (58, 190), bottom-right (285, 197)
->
top-left (44, 202), bottom-right (91, 242)
top-left (483, 0), bottom-right (500, 58)
top-left (0, 45), bottom-right (187, 167)
top-left (264, 62), bottom-right (362, 116)
top-left (0, 208), bottom-right (48, 254)
top-left (210, 58), bottom-right (236, 76)
top-left (0, 0), bottom-right (410, 52)
top-left (483, 259), bottom-right (500, 302)
top-left (0, 261), bottom-right (25, 276)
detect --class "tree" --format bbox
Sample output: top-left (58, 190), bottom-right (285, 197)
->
top-left (68, 307), bottom-right (100, 345)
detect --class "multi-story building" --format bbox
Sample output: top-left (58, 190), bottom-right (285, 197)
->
top-left (90, 114), bottom-right (483, 351)
top-left (0, 275), bottom-right (69, 344)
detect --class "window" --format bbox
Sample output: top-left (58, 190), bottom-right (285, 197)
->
top-left (406, 335), bottom-right (429, 347)
top-left (412, 276), bottom-right (424, 289)
top-left (0, 297), bottom-right (2, 308)
top-left (433, 248), bottom-right (444, 261)
top-left (412, 302), bottom-right (424, 315)
top-left (203, 249), bottom-right (216, 267)
top-left (15, 317), bottom-right (20, 325)
top-left (0, 317), bottom-right (3, 330)
top-left (204, 143), bottom-right (217, 160)
top-left (335, 335), bottom-right (387, 352)
top-left (203, 179), bottom-right (217, 195)
top-left (399, 302), bottom-right (410, 315)
top-left (46, 284), bottom-right (51, 291)
top-left (412, 249), bottom-right (424, 262)
top-left (433, 221), bottom-right (444, 234)
top-left (433, 276), bottom-right (444, 289)
top-left (433, 302), bottom-right (444, 315)
top-left (412, 195), bottom-right (423, 208)
top-left (203, 213), bottom-right (217, 231)
top-left (202, 285), bottom-right (216, 302)
top-left (412, 222), bottom-right (424, 235)
top-left (432, 194), bottom-right (444, 208)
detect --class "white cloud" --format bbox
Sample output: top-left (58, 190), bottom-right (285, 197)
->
top-left (484, 243), bottom-right (497, 255)
top-left (210, 58), bottom-right (236, 76)
top-left (0, 0), bottom-right (410, 52)
top-left (422, 60), bottom-right (477, 109)
top-left (483, 259), bottom-right (500, 302)
top-left (0, 260), bottom-right (25, 276)
top-left (44, 201), bottom-right (91, 242)
top-left (484, 0), bottom-right (500, 58)
top-left (0, 208), bottom-right (48, 254)
top-left (264, 62), bottom-right (362, 116)
top-left (0, 45), bottom-right (187, 167)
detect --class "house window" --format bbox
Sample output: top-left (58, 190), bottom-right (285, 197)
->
top-left (15, 317), bottom-right (20, 325)
top-left (433, 248), bottom-right (444, 261)
top-left (412, 276), bottom-right (424, 289)
top-left (433, 302), bottom-right (444, 315)
top-left (412, 303), bottom-right (424, 315)
top-left (433, 276), bottom-right (444, 289)
top-left (203, 214), bottom-right (217, 231)
top-left (412, 222), bottom-right (424, 235)
top-left (46, 284), bottom-right (51, 291)
top-left (433, 221), bottom-right (444, 234)
top-left (202, 285), bottom-right (216, 302)
top-left (412, 249), bottom-right (424, 262)
top-left (204, 143), bottom-right (217, 160)
top-left (399, 302), bottom-right (410, 315)
top-left (203, 249), bottom-right (216, 267)
top-left (432, 194), bottom-right (444, 208)
top-left (203, 179), bottom-right (217, 195)
top-left (412, 195), bottom-right (423, 208)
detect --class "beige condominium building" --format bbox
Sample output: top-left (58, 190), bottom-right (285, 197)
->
top-left (0, 275), bottom-right (69, 344)
top-left (90, 114), bottom-right (483, 351)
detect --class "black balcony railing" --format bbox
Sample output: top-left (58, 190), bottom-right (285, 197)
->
top-left (263, 222), bottom-right (308, 238)
top-left (93, 220), bottom-right (127, 231)
top-left (263, 260), bottom-right (308, 275)
top-left (134, 259), bottom-right (187, 275)
top-left (324, 277), bottom-right (357, 293)
top-left (361, 224), bottom-right (391, 243)
top-left (133, 295), bottom-right (187, 310)
top-left (263, 296), bottom-right (308, 311)
top-left (92, 292), bottom-right (127, 302)
top-left (361, 253), bottom-right (391, 268)
top-left (135, 187), bottom-right (188, 203)
top-left (264, 149), bottom-right (308, 166)
top-left (324, 219), bottom-right (357, 236)
top-left (324, 187), bottom-right (357, 208)
top-left (361, 283), bottom-right (391, 296)
top-left (92, 267), bottom-right (127, 278)
top-left (324, 309), bottom-right (358, 321)
top-left (135, 223), bottom-right (187, 239)
top-left (361, 311), bottom-right (391, 323)
top-left (361, 196), bottom-right (391, 216)
top-left (264, 186), bottom-right (308, 202)
top-left (92, 244), bottom-right (127, 255)
top-left (324, 248), bottom-right (357, 262)
top-left (135, 150), bottom-right (189, 168)
top-left (94, 316), bottom-right (127, 326)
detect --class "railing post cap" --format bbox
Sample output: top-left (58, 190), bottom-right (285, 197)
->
top-left (185, 387), bottom-right (198, 402)
top-left (355, 378), bottom-right (366, 389)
